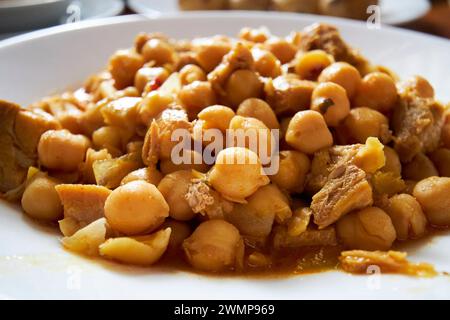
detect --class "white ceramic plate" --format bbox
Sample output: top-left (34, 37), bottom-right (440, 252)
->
top-left (0, 12), bottom-right (450, 300)
top-left (127, 0), bottom-right (431, 25)
top-left (0, 0), bottom-right (125, 39)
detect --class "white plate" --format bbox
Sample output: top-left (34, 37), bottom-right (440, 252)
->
top-left (0, 12), bottom-right (450, 300)
top-left (127, 0), bottom-right (431, 25)
top-left (0, 0), bottom-right (125, 39)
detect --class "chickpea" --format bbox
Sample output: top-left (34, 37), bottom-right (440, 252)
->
top-left (239, 27), bottom-right (270, 43)
top-left (398, 75), bottom-right (434, 99)
top-left (108, 49), bottom-right (144, 89)
top-left (285, 110), bottom-right (333, 154)
top-left (208, 147), bottom-right (270, 203)
top-left (237, 98), bottom-right (280, 129)
top-left (318, 62), bottom-right (361, 98)
top-left (251, 47), bottom-right (282, 78)
top-left (194, 36), bottom-right (231, 72)
top-left (311, 82), bottom-right (350, 127)
top-left (402, 153), bottom-right (438, 181)
top-left (92, 126), bottom-right (124, 155)
top-left (160, 150), bottom-right (210, 175)
top-left (413, 177), bottom-right (450, 226)
top-left (225, 70), bottom-right (263, 107)
top-left (104, 180), bottom-right (169, 235)
top-left (134, 67), bottom-right (169, 93)
top-left (336, 207), bottom-right (397, 251)
top-left (272, 0), bottom-right (318, 13)
top-left (21, 175), bottom-right (63, 221)
top-left (339, 107), bottom-right (391, 144)
top-left (198, 105), bottom-right (235, 132)
top-left (441, 123), bottom-right (450, 149)
top-left (157, 170), bottom-right (196, 221)
top-left (179, 81), bottom-right (217, 117)
top-left (161, 220), bottom-right (192, 253)
top-left (385, 194), bottom-right (427, 240)
top-left (179, 64), bottom-right (207, 85)
top-left (295, 50), bottom-right (334, 81)
top-left (353, 72), bottom-right (398, 113)
top-left (429, 148), bottom-right (450, 177)
top-left (265, 37), bottom-right (297, 64)
top-left (381, 146), bottom-right (402, 176)
top-left (120, 167), bottom-right (163, 186)
top-left (142, 38), bottom-right (175, 66)
top-left (270, 150), bottom-right (311, 193)
top-left (138, 91), bottom-right (174, 125)
top-left (183, 220), bottom-right (244, 272)
top-left (38, 129), bottom-right (90, 171)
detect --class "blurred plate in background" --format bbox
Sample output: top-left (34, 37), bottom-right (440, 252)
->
top-left (127, 0), bottom-right (431, 25)
top-left (0, 0), bottom-right (125, 39)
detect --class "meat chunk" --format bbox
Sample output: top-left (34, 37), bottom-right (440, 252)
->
top-left (273, 225), bottom-right (337, 248)
top-left (392, 91), bottom-right (444, 163)
top-left (311, 164), bottom-right (373, 229)
top-left (306, 144), bottom-right (361, 194)
top-left (0, 100), bottom-right (59, 193)
top-left (55, 184), bottom-right (111, 235)
top-left (340, 250), bottom-right (437, 276)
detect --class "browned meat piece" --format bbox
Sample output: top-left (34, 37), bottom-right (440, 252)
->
top-left (264, 76), bottom-right (316, 116)
top-left (207, 42), bottom-right (254, 97)
top-left (273, 225), bottom-right (337, 248)
top-left (56, 184), bottom-right (111, 235)
top-left (311, 164), bottom-right (373, 229)
top-left (185, 179), bottom-right (234, 220)
top-left (340, 250), bottom-right (437, 277)
top-left (392, 92), bottom-right (444, 162)
top-left (0, 100), bottom-right (60, 193)
top-left (306, 144), bottom-right (361, 194)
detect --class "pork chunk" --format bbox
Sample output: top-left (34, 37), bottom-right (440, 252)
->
top-left (311, 164), bottom-right (373, 229)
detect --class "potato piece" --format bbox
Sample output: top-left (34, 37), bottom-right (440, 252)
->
top-left (62, 218), bottom-right (107, 256)
top-left (93, 152), bottom-right (142, 189)
top-left (56, 184), bottom-right (111, 232)
top-left (353, 137), bottom-right (385, 174)
top-left (80, 148), bottom-right (112, 184)
top-left (287, 207), bottom-right (313, 237)
top-left (101, 97), bottom-right (141, 130)
top-left (99, 228), bottom-right (171, 266)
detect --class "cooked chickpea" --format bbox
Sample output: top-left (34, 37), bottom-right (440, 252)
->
top-left (179, 64), bottom-right (207, 85)
top-left (108, 49), bottom-right (144, 89)
top-left (311, 82), bottom-right (350, 127)
top-left (270, 150), bottom-right (310, 193)
top-left (134, 67), bottom-right (169, 93)
top-left (38, 129), bottom-right (90, 171)
top-left (336, 207), bottom-right (397, 251)
top-left (92, 126), bottom-right (124, 155)
top-left (318, 62), bottom-right (361, 98)
top-left (251, 47), bottom-right (282, 78)
top-left (208, 147), bottom-right (270, 203)
top-left (339, 107), bottom-right (391, 144)
top-left (402, 153), bottom-right (438, 181)
top-left (413, 177), bottom-right (450, 226)
top-left (441, 123), bottom-right (450, 149)
top-left (295, 50), bottom-right (334, 81)
top-left (157, 170), bottom-right (196, 221)
top-left (160, 149), bottom-right (210, 175)
top-left (161, 220), bottom-right (192, 253)
top-left (198, 105), bottom-right (235, 131)
top-left (381, 146), bottom-right (402, 176)
top-left (179, 81), bottom-right (217, 117)
top-left (239, 27), bottom-right (270, 43)
top-left (265, 38), bottom-right (297, 64)
top-left (285, 110), bottom-right (333, 154)
top-left (104, 180), bottom-right (169, 235)
top-left (237, 98), bottom-right (280, 129)
top-left (385, 194), bottom-right (427, 240)
top-left (225, 70), bottom-right (263, 107)
top-left (120, 167), bottom-right (163, 186)
top-left (194, 37), bottom-right (231, 72)
top-left (183, 220), bottom-right (244, 272)
top-left (429, 148), bottom-right (450, 177)
top-left (21, 175), bottom-right (63, 221)
top-left (142, 38), bottom-right (175, 66)
top-left (353, 72), bottom-right (398, 113)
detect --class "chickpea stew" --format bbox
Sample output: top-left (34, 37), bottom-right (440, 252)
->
top-left (0, 23), bottom-right (449, 277)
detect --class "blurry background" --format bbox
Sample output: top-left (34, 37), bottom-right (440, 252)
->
top-left (0, 0), bottom-right (449, 40)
